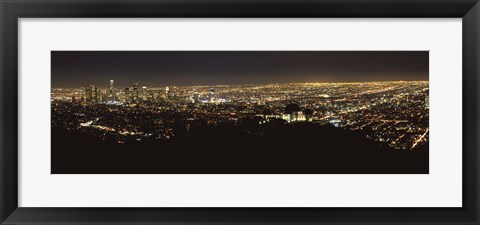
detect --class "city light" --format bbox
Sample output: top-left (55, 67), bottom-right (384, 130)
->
top-left (51, 80), bottom-right (429, 150)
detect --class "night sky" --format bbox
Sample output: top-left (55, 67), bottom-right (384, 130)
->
top-left (51, 51), bottom-right (428, 88)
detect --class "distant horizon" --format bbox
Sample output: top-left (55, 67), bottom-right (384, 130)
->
top-left (52, 80), bottom-right (429, 89)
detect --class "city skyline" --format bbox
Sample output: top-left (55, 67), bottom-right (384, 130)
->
top-left (52, 51), bottom-right (428, 88)
top-left (51, 51), bottom-right (429, 174)
top-left (52, 80), bottom-right (429, 151)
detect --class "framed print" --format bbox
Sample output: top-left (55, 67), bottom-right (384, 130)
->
top-left (1, 0), bottom-right (479, 224)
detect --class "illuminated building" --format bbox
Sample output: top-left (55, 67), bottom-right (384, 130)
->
top-left (84, 85), bottom-right (99, 104)
top-left (209, 88), bottom-right (216, 103)
top-left (282, 104), bottom-right (306, 122)
top-left (132, 83), bottom-right (139, 102)
top-left (108, 80), bottom-right (115, 100)
top-left (84, 85), bottom-right (93, 103)
top-left (142, 86), bottom-right (147, 101)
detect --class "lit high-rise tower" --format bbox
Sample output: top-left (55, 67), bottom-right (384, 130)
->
top-left (85, 85), bottom-right (99, 104)
top-left (142, 86), bottom-right (147, 101)
top-left (108, 80), bottom-right (115, 101)
top-left (85, 85), bottom-right (93, 103)
top-left (209, 88), bottom-right (216, 102)
top-left (132, 83), bottom-right (139, 102)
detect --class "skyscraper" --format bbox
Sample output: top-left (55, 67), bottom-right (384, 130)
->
top-left (122, 88), bottom-right (131, 103)
top-left (85, 85), bottom-right (99, 104)
top-left (142, 86), bottom-right (147, 101)
top-left (165, 87), bottom-right (170, 98)
top-left (132, 83), bottom-right (139, 103)
top-left (108, 80), bottom-right (115, 101)
top-left (85, 85), bottom-right (92, 103)
top-left (209, 88), bottom-right (216, 103)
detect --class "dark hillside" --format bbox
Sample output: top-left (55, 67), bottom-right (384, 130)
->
top-left (52, 123), bottom-right (428, 174)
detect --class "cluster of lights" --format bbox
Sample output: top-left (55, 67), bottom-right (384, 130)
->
top-left (52, 80), bottom-right (429, 150)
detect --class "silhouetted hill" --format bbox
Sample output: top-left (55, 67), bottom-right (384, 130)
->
top-left (51, 123), bottom-right (428, 174)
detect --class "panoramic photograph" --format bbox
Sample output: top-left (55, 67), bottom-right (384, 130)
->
top-left (51, 51), bottom-right (429, 174)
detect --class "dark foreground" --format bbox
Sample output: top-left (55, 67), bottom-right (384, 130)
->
top-left (51, 123), bottom-right (428, 174)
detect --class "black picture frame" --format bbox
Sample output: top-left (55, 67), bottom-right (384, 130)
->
top-left (1, 0), bottom-right (479, 224)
